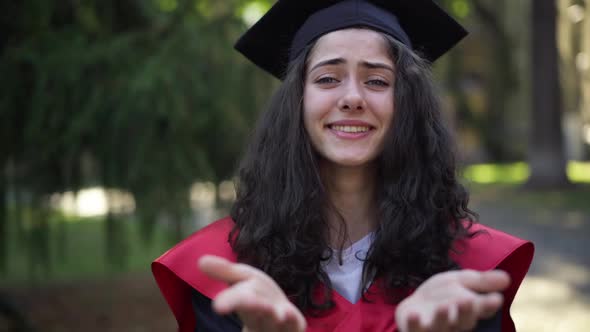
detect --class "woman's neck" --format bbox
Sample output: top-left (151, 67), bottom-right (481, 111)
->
top-left (320, 162), bottom-right (378, 248)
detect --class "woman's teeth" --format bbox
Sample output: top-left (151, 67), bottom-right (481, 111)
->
top-left (331, 125), bottom-right (370, 133)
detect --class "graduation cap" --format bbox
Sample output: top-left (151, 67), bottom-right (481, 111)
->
top-left (234, 0), bottom-right (467, 79)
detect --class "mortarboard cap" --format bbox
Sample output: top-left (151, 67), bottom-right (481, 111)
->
top-left (234, 0), bottom-right (468, 80)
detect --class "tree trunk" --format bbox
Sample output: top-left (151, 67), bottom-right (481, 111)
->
top-left (0, 165), bottom-right (6, 273)
top-left (13, 188), bottom-right (26, 247)
top-left (173, 209), bottom-right (184, 243)
top-left (526, 0), bottom-right (570, 189)
top-left (28, 196), bottom-right (51, 282)
top-left (105, 192), bottom-right (128, 270)
top-left (472, 0), bottom-right (519, 161)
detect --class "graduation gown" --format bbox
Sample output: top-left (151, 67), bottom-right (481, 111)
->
top-left (152, 217), bottom-right (534, 332)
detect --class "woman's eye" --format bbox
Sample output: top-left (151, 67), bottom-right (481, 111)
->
top-left (316, 77), bottom-right (339, 84)
top-left (367, 79), bottom-right (389, 87)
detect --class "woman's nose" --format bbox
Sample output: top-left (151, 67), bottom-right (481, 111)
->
top-left (338, 81), bottom-right (366, 111)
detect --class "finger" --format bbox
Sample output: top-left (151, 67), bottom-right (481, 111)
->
top-left (265, 303), bottom-right (289, 328)
top-left (455, 298), bottom-right (477, 331)
top-left (446, 303), bottom-right (458, 330)
top-left (213, 283), bottom-right (272, 315)
top-left (477, 292), bottom-right (504, 319)
top-left (431, 304), bottom-right (451, 330)
top-left (257, 310), bottom-right (280, 332)
top-left (241, 305), bottom-right (297, 332)
top-left (240, 310), bottom-right (268, 332)
top-left (406, 312), bottom-right (425, 332)
top-left (198, 255), bottom-right (259, 285)
top-left (280, 306), bottom-right (307, 332)
top-left (457, 270), bottom-right (511, 293)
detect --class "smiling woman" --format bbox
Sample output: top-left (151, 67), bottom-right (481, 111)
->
top-left (304, 28), bottom-right (394, 168)
top-left (152, 1), bottom-right (534, 332)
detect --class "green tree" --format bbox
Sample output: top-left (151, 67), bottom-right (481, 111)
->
top-left (527, 0), bottom-right (570, 188)
top-left (0, 0), bottom-right (275, 273)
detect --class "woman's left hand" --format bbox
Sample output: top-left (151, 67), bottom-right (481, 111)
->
top-left (198, 255), bottom-right (307, 332)
top-left (395, 269), bottom-right (510, 332)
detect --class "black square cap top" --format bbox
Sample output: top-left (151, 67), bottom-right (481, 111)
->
top-left (234, 0), bottom-right (468, 80)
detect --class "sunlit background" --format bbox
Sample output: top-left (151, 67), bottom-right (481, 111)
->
top-left (1, 0), bottom-right (589, 331)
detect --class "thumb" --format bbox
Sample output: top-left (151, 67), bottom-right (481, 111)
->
top-left (458, 269), bottom-right (511, 293)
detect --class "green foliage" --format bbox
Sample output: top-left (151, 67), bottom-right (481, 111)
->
top-left (568, 161), bottom-right (590, 183)
top-left (463, 161), bottom-right (590, 184)
top-left (0, 0), bottom-right (275, 273)
top-left (463, 162), bottom-right (530, 184)
top-left (464, 162), bottom-right (590, 214)
top-left (450, 0), bottom-right (470, 18)
top-left (0, 211), bottom-right (178, 285)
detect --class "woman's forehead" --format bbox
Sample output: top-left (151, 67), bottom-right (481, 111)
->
top-left (308, 28), bottom-right (392, 65)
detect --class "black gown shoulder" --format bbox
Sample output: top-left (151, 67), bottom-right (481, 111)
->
top-left (191, 289), bottom-right (242, 332)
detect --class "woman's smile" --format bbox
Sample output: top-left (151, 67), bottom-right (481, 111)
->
top-left (326, 120), bottom-right (376, 139)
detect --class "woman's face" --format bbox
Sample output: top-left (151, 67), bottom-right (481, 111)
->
top-left (303, 28), bottom-right (395, 167)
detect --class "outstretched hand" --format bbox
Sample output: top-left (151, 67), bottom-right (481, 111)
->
top-left (198, 255), bottom-right (307, 332)
top-left (395, 269), bottom-right (510, 332)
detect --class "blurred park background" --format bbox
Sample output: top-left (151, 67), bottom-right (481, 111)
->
top-left (0, 0), bottom-right (589, 331)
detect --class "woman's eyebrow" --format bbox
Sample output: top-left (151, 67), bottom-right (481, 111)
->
top-left (309, 58), bottom-right (345, 72)
top-left (309, 58), bottom-right (393, 73)
top-left (361, 61), bottom-right (394, 72)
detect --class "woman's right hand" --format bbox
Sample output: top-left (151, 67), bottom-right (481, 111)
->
top-left (198, 255), bottom-right (307, 332)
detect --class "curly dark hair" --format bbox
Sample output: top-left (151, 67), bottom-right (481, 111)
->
top-left (229, 28), bottom-right (477, 312)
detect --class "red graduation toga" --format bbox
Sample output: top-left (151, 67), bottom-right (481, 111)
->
top-left (152, 217), bottom-right (534, 332)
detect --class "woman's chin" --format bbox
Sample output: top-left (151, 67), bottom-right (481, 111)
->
top-left (321, 155), bottom-right (376, 168)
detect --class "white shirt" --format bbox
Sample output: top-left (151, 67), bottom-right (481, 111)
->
top-left (321, 232), bottom-right (374, 303)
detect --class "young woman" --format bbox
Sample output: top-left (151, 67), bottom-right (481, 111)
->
top-left (152, 1), bottom-right (534, 331)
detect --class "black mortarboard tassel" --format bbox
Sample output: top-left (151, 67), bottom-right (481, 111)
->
top-left (234, 0), bottom-right (468, 80)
